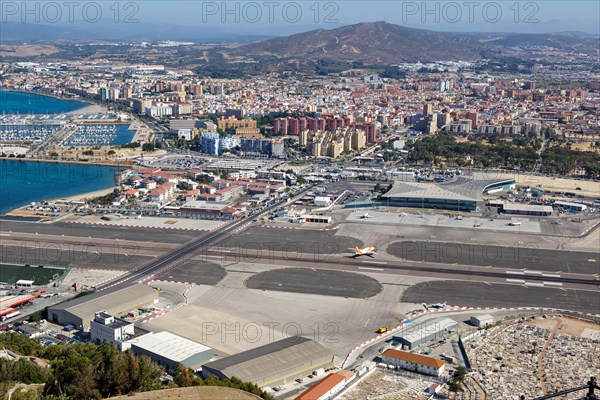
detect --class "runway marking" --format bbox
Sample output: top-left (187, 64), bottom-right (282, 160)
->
top-left (506, 278), bottom-right (526, 283)
top-left (0, 234), bottom-right (10, 236)
top-left (358, 267), bottom-right (384, 271)
top-left (525, 282), bottom-right (545, 287)
top-left (543, 282), bottom-right (563, 286)
top-left (364, 318), bottom-right (370, 328)
top-left (542, 273), bottom-right (561, 278)
top-left (205, 255), bottom-right (222, 259)
top-left (362, 261), bottom-right (387, 265)
top-left (506, 271), bottom-right (525, 275)
top-left (524, 270), bottom-right (543, 275)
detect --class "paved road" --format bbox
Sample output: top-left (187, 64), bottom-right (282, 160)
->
top-left (95, 195), bottom-right (297, 290)
top-left (402, 281), bottom-right (600, 314)
top-left (388, 241), bottom-right (600, 275)
top-left (245, 267), bottom-right (382, 298)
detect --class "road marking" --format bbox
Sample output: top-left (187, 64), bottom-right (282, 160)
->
top-left (364, 318), bottom-right (370, 327)
top-left (358, 267), bottom-right (384, 271)
top-left (588, 258), bottom-right (597, 263)
top-left (525, 282), bottom-right (545, 287)
top-left (506, 271), bottom-right (525, 275)
top-left (362, 261), bottom-right (387, 265)
top-left (205, 255), bottom-right (222, 259)
top-left (506, 279), bottom-right (526, 283)
top-left (543, 282), bottom-right (563, 286)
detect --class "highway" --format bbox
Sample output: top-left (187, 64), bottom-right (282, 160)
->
top-left (94, 195), bottom-right (298, 290)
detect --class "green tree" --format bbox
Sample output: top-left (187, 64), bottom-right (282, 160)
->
top-left (142, 143), bottom-right (155, 152)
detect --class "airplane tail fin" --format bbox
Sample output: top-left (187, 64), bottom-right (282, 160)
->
top-left (355, 246), bottom-right (362, 255)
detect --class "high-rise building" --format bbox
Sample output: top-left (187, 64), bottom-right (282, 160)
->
top-left (466, 111), bottom-right (478, 129)
top-left (423, 103), bottom-right (433, 117)
top-left (121, 87), bottom-right (132, 99)
top-left (98, 87), bottom-right (109, 101)
top-left (201, 132), bottom-right (221, 155)
top-left (274, 118), bottom-right (288, 136)
top-left (271, 140), bottom-right (285, 158)
top-left (288, 118), bottom-right (300, 135)
top-left (299, 130), bottom-right (309, 147)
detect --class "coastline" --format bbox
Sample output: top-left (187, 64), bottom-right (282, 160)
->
top-left (52, 187), bottom-right (117, 202)
top-left (0, 87), bottom-right (90, 109)
top-left (0, 156), bottom-right (133, 167)
top-left (3, 187), bottom-right (117, 218)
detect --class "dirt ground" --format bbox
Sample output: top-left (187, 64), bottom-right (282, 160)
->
top-left (496, 173), bottom-right (600, 198)
top-left (570, 142), bottom-right (600, 154)
top-left (108, 387), bottom-right (260, 399)
top-left (0, 44), bottom-right (59, 57)
top-left (525, 315), bottom-right (600, 337)
top-left (341, 370), bottom-right (432, 400)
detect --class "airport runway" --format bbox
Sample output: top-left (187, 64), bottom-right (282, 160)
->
top-left (218, 226), bottom-right (363, 255)
top-left (402, 281), bottom-right (600, 314)
top-left (388, 241), bottom-right (600, 275)
top-left (0, 221), bottom-right (198, 243)
top-left (202, 249), bottom-right (599, 291)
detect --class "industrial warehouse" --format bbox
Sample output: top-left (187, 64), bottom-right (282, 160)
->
top-left (201, 336), bottom-right (334, 387)
top-left (47, 284), bottom-right (159, 330)
top-left (488, 200), bottom-right (553, 216)
top-left (394, 317), bottom-right (459, 349)
top-left (128, 331), bottom-right (213, 371)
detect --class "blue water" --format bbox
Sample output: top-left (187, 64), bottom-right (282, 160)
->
top-left (0, 160), bottom-right (121, 214)
top-left (0, 90), bottom-right (87, 115)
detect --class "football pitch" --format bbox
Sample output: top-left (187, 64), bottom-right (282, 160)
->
top-left (0, 264), bottom-right (65, 285)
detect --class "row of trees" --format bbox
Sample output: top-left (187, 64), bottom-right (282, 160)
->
top-left (407, 134), bottom-right (539, 169)
top-left (0, 333), bottom-right (273, 400)
top-left (406, 134), bottom-right (600, 177)
top-left (172, 364), bottom-right (273, 399)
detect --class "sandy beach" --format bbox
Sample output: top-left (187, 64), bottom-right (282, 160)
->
top-left (66, 103), bottom-right (108, 115)
top-left (56, 187), bottom-right (117, 202)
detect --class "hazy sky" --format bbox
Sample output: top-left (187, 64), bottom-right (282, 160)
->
top-left (3, 1), bottom-right (599, 35)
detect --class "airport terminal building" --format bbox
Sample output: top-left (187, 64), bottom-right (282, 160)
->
top-left (379, 177), bottom-right (517, 212)
top-left (380, 182), bottom-right (478, 212)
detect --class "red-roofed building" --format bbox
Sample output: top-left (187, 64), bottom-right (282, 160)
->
top-left (295, 371), bottom-right (355, 400)
top-left (185, 189), bottom-right (200, 201)
top-left (381, 349), bottom-right (446, 376)
top-left (123, 189), bottom-right (140, 198)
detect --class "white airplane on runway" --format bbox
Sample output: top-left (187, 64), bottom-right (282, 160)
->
top-left (351, 245), bottom-right (376, 258)
top-left (360, 212), bottom-right (372, 219)
top-left (423, 301), bottom-right (447, 309)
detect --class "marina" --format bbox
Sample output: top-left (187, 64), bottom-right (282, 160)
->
top-left (0, 124), bottom-right (60, 142)
top-left (64, 124), bottom-right (135, 146)
top-left (0, 123), bottom-right (135, 146)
